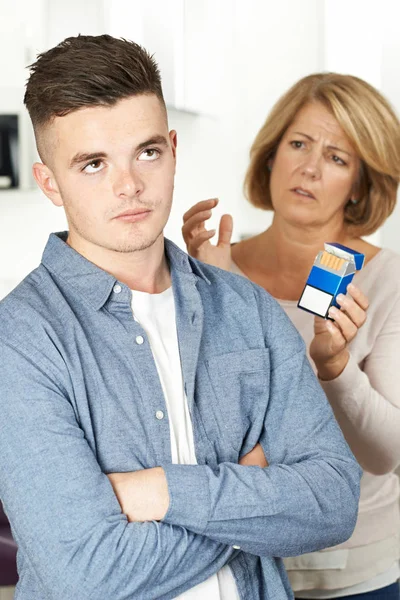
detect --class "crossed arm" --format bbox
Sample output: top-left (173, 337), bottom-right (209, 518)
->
top-left (108, 444), bottom-right (268, 522)
top-left (107, 293), bottom-right (361, 560)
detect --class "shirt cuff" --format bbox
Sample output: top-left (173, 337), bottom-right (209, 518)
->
top-left (162, 463), bottom-right (210, 534)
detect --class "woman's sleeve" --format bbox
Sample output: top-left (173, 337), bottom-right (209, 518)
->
top-left (320, 283), bottom-right (400, 475)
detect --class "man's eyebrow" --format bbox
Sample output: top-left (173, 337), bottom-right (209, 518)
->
top-left (135, 135), bottom-right (169, 152)
top-left (69, 152), bottom-right (107, 169)
top-left (292, 131), bottom-right (352, 156)
top-left (69, 136), bottom-right (169, 169)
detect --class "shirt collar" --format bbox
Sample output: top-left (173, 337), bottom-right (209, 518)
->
top-left (41, 232), bottom-right (211, 310)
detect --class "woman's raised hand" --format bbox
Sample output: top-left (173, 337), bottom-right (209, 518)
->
top-left (310, 283), bottom-right (369, 381)
top-left (182, 198), bottom-right (233, 270)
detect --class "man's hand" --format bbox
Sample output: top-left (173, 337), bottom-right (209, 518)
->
top-left (107, 467), bottom-right (169, 523)
top-left (239, 443), bottom-right (268, 468)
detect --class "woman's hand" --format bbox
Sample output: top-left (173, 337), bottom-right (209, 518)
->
top-left (182, 198), bottom-right (233, 270)
top-left (310, 283), bottom-right (369, 381)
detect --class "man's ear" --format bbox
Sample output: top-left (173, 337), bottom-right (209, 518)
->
top-left (32, 163), bottom-right (63, 207)
top-left (169, 130), bottom-right (177, 160)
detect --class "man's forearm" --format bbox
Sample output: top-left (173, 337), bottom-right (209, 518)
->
top-left (108, 467), bottom-right (170, 522)
top-left (108, 444), bottom-right (268, 522)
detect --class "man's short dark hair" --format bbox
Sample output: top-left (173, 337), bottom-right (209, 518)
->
top-left (24, 34), bottom-right (165, 130)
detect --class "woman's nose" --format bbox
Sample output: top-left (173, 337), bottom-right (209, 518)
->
top-left (301, 153), bottom-right (322, 180)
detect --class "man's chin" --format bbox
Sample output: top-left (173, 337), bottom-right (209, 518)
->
top-left (111, 232), bottom-right (164, 254)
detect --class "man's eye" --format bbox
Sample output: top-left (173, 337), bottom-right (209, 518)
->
top-left (83, 160), bottom-right (104, 174)
top-left (138, 148), bottom-right (160, 161)
top-left (290, 141), bottom-right (304, 149)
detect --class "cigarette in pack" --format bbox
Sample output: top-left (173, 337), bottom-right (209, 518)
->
top-left (297, 243), bottom-right (365, 319)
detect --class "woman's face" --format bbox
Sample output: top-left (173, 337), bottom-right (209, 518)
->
top-left (269, 102), bottom-right (361, 230)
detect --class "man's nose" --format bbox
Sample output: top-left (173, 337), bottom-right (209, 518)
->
top-left (113, 167), bottom-right (143, 198)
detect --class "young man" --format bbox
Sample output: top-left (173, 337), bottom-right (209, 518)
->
top-left (0, 35), bottom-right (360, 600)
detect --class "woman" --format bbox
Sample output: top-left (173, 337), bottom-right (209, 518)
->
top-left (182, 73), bottom-right (400, 600)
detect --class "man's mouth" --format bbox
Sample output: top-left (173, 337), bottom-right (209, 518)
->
top-left (114, 208), bottom-right (151, 222)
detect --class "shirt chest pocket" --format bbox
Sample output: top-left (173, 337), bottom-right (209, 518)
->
top-left (201, 348), bottom-right (270, 456)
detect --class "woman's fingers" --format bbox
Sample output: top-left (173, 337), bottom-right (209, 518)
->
top-left (347, 283), bottom-right (369, 311)
top-left (182, 198), bottom-right (218, 224)
top-left (187, 228), bottom-right (216, 253)
top-left (327, 307), bottom-right (358, 344)
top-left (182, 199), bottom-right (233, 268)
top-left (182, 209), bottom-right (213, 244)
top-left (217, 214), bottom-right (233, 247)
top-left (336, 294), bottom-right (367, 329)
top-left (328, 284), bottom-right (369, 344)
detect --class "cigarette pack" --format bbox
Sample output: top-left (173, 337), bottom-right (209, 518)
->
top-left (298, 243), bottom-right (365, 318)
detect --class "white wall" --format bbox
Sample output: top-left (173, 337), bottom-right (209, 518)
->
top-left (381, 0), bottom-right (400, 251)
top-left (0, 0), bottom-right (399, 299)
top-left (0, 191), bottom-right (67, 293)
top-left (0, 0), bottom-right (322, 297)
top-left (167, 0), bottom-right (323, 245)
top-left (323, 0), bottom-right (400, 251)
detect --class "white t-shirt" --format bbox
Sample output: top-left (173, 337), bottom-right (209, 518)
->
top-left (131, 286), bottom-right (240, 600)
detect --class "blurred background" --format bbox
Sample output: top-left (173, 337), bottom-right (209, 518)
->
top-left (0, 0), bottom-right (399, 299)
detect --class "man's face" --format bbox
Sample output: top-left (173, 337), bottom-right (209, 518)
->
top-left (36, 94), bottom-right (177, 256)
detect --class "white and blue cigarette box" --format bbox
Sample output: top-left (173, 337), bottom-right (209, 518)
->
top-left (298, 243), bottom-right (365, 319)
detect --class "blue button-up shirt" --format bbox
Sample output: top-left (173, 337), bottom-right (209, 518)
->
top-left (0, 233), bottom-right (361, 600)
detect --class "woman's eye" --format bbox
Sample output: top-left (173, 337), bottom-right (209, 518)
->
top-left (83, 160), bottom-right (104, 174)
top-left (138, 148), bottom-right (160, 161)
top-left (290, 141), bottom-right (304, 149)
top-left (332, 155), bottom-right (346, 166)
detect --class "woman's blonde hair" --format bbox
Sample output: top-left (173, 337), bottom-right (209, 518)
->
top-left (244, 73), bottom-right (400, 236)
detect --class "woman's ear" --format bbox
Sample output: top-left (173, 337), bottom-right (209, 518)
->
top-left (267, 150), bottom-right (276, 172)
top-left (32, 163), bottom-right (63, 207)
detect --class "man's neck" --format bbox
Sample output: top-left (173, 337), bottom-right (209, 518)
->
top-left (67, 233), bottom-right (171, 293)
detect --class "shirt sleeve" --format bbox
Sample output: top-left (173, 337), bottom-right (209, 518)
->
top-left (319, 285), bottom-right (400, 475)
top-left (0, 337), bottom-right (235, 600)
top-left (162, 288), bottom-right (362, 558)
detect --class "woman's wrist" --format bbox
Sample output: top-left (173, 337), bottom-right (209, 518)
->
top-left (314, 350), bottom-right (350, 382)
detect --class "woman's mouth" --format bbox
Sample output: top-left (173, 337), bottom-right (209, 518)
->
top-left (291, 187), bottom-right (316, 199)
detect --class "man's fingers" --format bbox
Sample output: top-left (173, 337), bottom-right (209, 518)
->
top-left (217, 214), bottom-right (233, 247)
top-left (183, 198), bottom-right (218, 223)
top-left (239, 443), bottom-right (268, 468)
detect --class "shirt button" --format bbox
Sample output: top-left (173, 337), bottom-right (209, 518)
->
top-left (113, 284), bottom-right (122, 294)
top-left (135, 335), bottom-right (144, 345)
top-left (155, 410), bottom-right (164, 420)
top-left (232, 545), bottom-right (241, 550)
